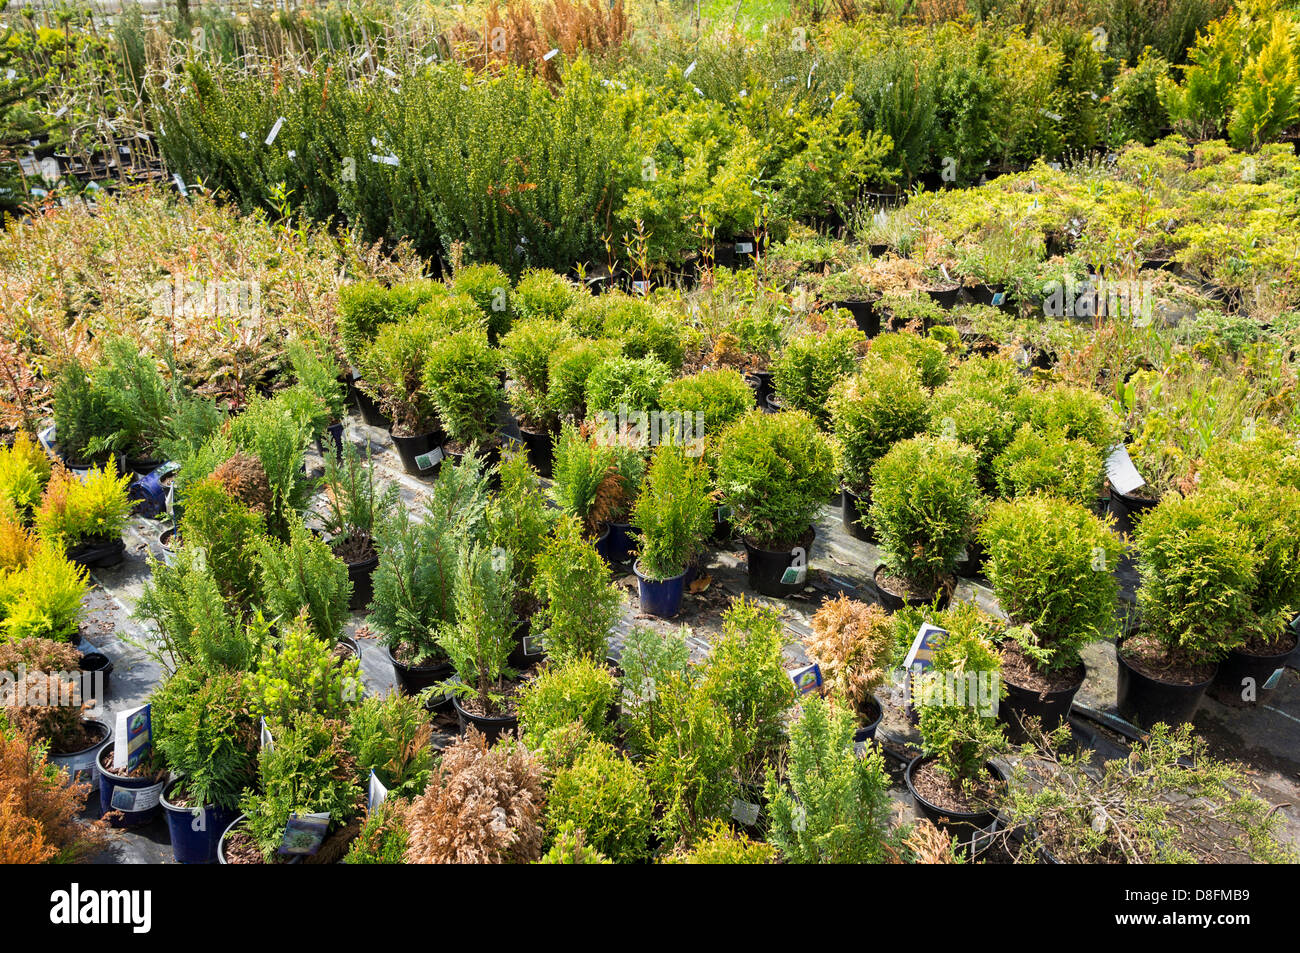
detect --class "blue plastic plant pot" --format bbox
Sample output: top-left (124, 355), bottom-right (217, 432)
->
top-left (635, 563), bottom-right (686, 619)
top-left (161, 780), bottom-right (238, 864)
top-left (604, 522), bottom-right (636, 564)
top-left (129, 468), bottom-right (170, 518)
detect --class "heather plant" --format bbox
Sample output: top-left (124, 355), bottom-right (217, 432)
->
top-left (980, 497), bottom-right (1124, 674)
top-left (530, 516), bottom-right (622, 664)
top-left (870, 436), bottom-right (984, 594)
top-left (715, 410), bottom-right (836, 547)
top-left (404, 730), bottom-right (545, 864)
top-left (763, 696), bottom-right (896, 864)
top-left (517, 656), bottom-right (620, 751)
top-left (247, 614), bottom-right (363, 727)
top-left (150, 664), bottom-right (258, 811)
top-left (546, 741), bottom-right (654, 863)
top-left (254, 520), bottom-right (352, 645)
top-left (631, 446), bottom-right (714, 581)
top-left (240, 711), bottom-right (362, 862)
top-left (347, 694), bottom-right (434, 798)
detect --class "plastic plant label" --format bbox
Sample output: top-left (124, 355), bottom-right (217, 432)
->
top-left (172, 173), bottom-right (188, 196)
top-left (111, 782), bottom-right (165, 813)
top-left (278, 813), bottom-right (330, 856)
top-left (1264, 667), bottom-right (1285, 691)
top-left (780, 546), bottom-right (807, 585)
top-left (260, 717), bottom-right (275, 751)
top-left (543, 48), bottom-right (559, 61)
top-left (735, 241), bottom-right (755, 254)
top-left (789, 662), bottom-right (823, 695)
top-left (991, 291), bottom-right (1006, 306)
top-left (369, 153), bottom-right (400, 166)
top-left (904, 623), bottom-right (949, 673)
top-left (1104, 444), bottom-right (1145, 496)
top-left (522, 634), bottom-right (544, 656)
top-left (368, 770), bottom-right (389, 812)
top-left (730, 798), bottom-right (760, 826)
top-left (264, 117), bottom-right (285, 146)
top-left (414, 447), bottom-right (443, 471)
top-left (113, 704), bottom-right (152, 771)
top-left (684, 60), bottom-right (696, 77)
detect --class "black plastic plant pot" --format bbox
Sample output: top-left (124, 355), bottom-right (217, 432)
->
top-left (161, 780), bottom-right (237, 864)
top-left (852, 695), bottom-right (885, 751)
top-left (831, 299), bottom-right (880, 338)
top-left (97, 745), bottom-right (166, 828)
top-left (452, 693), bottom-right (518, 744)
top-left (925, 286), bottom-right (961, 309)
top-left (710, 507), bottom-right (735, 545)
top-left (390, 429), bottom-right (444, 478)
top-left (1115, 644), bottom-right (1216, 728)
top-left (873, 565), bottom-right (950, 612)
top-left (954, 538), bottom-right (986, 579)
top-left (518, 425), bottom-right (556, 479)
top-left (316, 421), bottom-right (345, 462)
top-left (79, 652), bottom-right (113, 706)
top-left (66, 535), bottom-right (126, 570)
top-left (743, 530), bottom-right (814, 599)
top-left (711, 241), bottom-right (737, 271)
top-left (745, 370), bottom-right (774, 408)
top-left (1108, 487), bottom-right (1158, 537)
top-left (867, 243), bottom-right (889, 258)
top-left (635, 562), bottom-right (687, 619)
top-left (1207, 639), bottom-right (1296, 708)
top-left (841, 487), bottom-right (875, 542)
top-left (336, 636), bottom-right (361, 663)
top-left (967, 283), bottom-right (1010, 310)
top-left (998, 665), bottom-right (1085, 742)
top-left (764, 392), bottom-right (783, 414)
top-left (353, 384), bottom-right (392, 429)
top-left (387, 645), bottom-right (454, 697)
top-left (905, 756), bottom-right (1007, 847)
top-left (346, 553), bottom-right (379, 611)
top-left (48, 717), bottom-right (111, 786)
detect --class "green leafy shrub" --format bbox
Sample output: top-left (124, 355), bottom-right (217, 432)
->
top-left (657, 368), bottom-right (753, 445)
top-left (0, 434), bottom-right (51, 518)
top-left (868, 332), bottom-right (951, 389)
top-left (254, 521), bottom-right (352, 645)
top-left (179, 477), bottom-right (266, 608)
top-left (286, 337), bottom-right (348, 430)
top-left (663, 820), bottom-right (776, 864)
top-left (926, 355), bottom-right (1027, 489)
top-left (715, 410), bottom-right (836, 547)
top-left (320, 443), bottom-right (396, 567)
top-left (631, 446), bottom-right (714, 581)
top-left (452, 263), bottom-right (513, 341)
top-left (35, 462), bottom-right (132, 545)
top-left (151, 664), bottom-right (257, 811)
top-left (531, 517), bottom-right (621, 664)
top-left (226, 394), bottom-right (314, 542)
top-left (763, 696), bottom-right (895, 864)
top-left (535, 823), bottom-right (612, 864)
top-left (422, 327), bottom-right (502, 450)
top-left (518, 656), bottom-right (619, 752)
top-left (830, 355), bottom-right (929, 494)
top-left (337, 279), bottom-right (441, 364)
top-left (548, 424), bottom-right (619, 537)
top-left (486, 450), bottom-right (555, 602)
top-left (770, 326), bottom-right (865, 427)
top-left (1013, 383), bottom-right (1121, 453)
top-left (546, 741), bottom-right (654, 864)
top-left (355, 313), bottom-right (443, 435)
top-left (548, 338), bottom-right (621, 422)
top-left (514, 269), bottom-right (581, 322)
top-left (869, 436), bottom-right (983, 593)
top-left (0, 543), bottom-right (86, 645)
top-left (499, 318), bottom-right (573, 430)
top-left (980, 497), bottom-right (1123, 674)
top-left (247, 613), bottom-right (363, 727)
top-left (584, 355), bottom-right (671, 416)
top-left (347, 694), bottom-right (433, 798)
top-left (437, 542), bottom-right (518, 715)
top-left (992, 424), bottom-right (1105, 506)
top-left (344, 800), bottom-right (411, 865)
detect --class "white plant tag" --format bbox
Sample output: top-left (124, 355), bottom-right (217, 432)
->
top-left (730, 798), bottom-right (759, 826)
top-left (264, 116), bottom-right (285, 146)
top-left (414, 447), bottom-right (443, 471)
top-left (1104, 444), bottom-right (1145, 496)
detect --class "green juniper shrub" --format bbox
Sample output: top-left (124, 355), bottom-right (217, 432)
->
top-left (452, 262), bottom-right (513, 342)
top-left (133, 547), bottom-right (269, 672)
top-left (176, 477), bottom-right (265, 608)
top-left (546, 740), bottom-right (654, 864)
top-left (368, 456), bottom-right (488, 667)
top-left (343, 800), bottom-right (411, 865)
top-left (584, 355), bottom-right (672, 416)
top-left (150, 663), bottom-right (258, 812)
top-left (286, 336), bottom-right (348, 431)
top-left (239, 710), bottom-right (363, 862)
top-left (486, 449), bottom-right (555, 605)
top-left (535, 822), bottom-right (612, 865)
top-left (547, 337), bottom-right (621, 423)
top-left (422, 327), bottom-right (503, 452)
top-left (436, 542), bottom-right (518, 716)
top-left (763, 695), bottom-right (896, 864)
top-left (698, 597), bottom-right (797, 785)
top-left (254, 519), bottom-right (352, 646)
top-left (657, 367), bottom-right (754, 448)
top-left (869, 435), bottom-right (984, 595)
top-left (1013, 382), bottom-right (1122, 453)
top-left (530, 516), bottom-right (622, 665)
top-left (548, 423), bottom-right (619, 537)
top-left (867, 331), bottom-right (951, 389)
top-left (926, 355), bottom-right (1028, 490)
top-left (715, 409), bottom-right (837, 548)
top-left (663, 820), bottom-right (777, 864)
top-left (980, 496), bottom-right (1124, 675)
top-left (1132, 491), bottom-right (1260, 667)
top-left (226, 393), bottom-right (314, 541)
top-left (499, 317), bottom-right (574, 431)
top-left (992, 424), bottom-right (1105, 507)
top-left (50, 358), bottom-right (117, 466)
top-left (355, 313), bottom-right (443, 436)
top-left (618, 625), bottom-right (693, 759)
top-left (34, 461), bottom-right (133, 548)
top-left (769, 324), bottom-right (865, 427)
top-left (514, 269), bottom-right (581, 322)
top-left (247, 612), bottom-right (363, 727)
top-left (517, 655), bottom-right (620, 752)
top-left (631, 445), bottom-right (714, 581)
top-left (829, 354), bottom-right (929, 496)
top-left (914, 602), bottom-right (1007, 791)
top-left (347, 693), bottom-right (434, 798)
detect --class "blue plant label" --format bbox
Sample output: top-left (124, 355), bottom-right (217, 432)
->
top-left (113, 704), bottom-right (151, 771)
top-left (279, 812), bottom-right (330, 856)
top-left (991, 291), bottom-right (1006, 306)
top-left (904, 623), bottom-right (949, 673)
top-left (368, 770), bottom-right (389, 812)
top-left (1264, 667), bottom-right (1285, 691)
top-left (414, 447), bottom-right (443, 471)
top-left (789, 662), bottom-right (823, 695)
